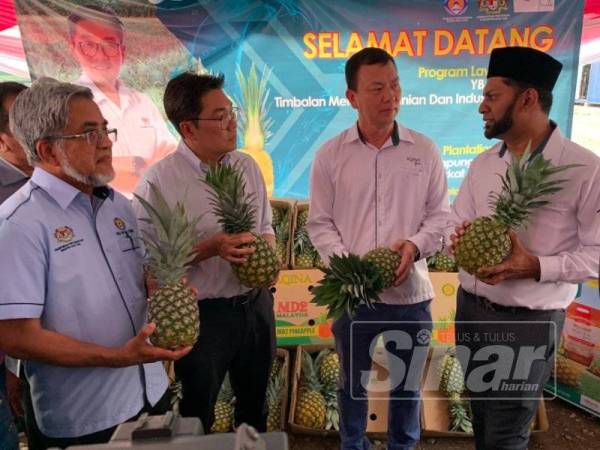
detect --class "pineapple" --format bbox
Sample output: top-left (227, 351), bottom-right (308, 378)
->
top-left (362, 247), bottom-right (402, 289)
top-left (266, 358), bottom-right (285, 431)
top-left (432, 251), bottom-right (458, 272)
top-left (294, 227), bottom-right (317, 268)
top-left (134, 182), bottom-right (200, 349)
top-left (315, 349), bottom-right (340, 431)
top-left (454, 146), bottom-right (578, 275)
top-left (204, 162), bottom-right (279, 288)
top-left (553, 355), bottom-right (584, 387)
top-left (311, 248), bottom-right (401, 319)
top-left (439, 351), bottom-right (473, 433)
top-left (296, 208), bottom-right (309, 228)
top-left (317, 349), bottom-right (340, 387)
top-left (295, 351), bottom-right (327, 429)
top-left (272, 206), bottom-right (290, 267)
top-left (211, 373), bottom-right (235, 433)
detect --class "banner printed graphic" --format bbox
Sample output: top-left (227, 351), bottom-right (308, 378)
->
top-left (13, 0), bottom-right (584, 200)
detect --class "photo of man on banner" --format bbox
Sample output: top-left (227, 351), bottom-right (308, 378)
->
top-left (67, 4), bottom-right (177, 194)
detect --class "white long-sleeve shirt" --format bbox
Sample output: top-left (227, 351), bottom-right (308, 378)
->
top-left (448, 126), bottom-right (600, 310)
top-left (308, 122), bottom-right (450, 305)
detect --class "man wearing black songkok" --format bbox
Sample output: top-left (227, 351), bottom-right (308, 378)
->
top-left (447, 46), bottom-right (600, 450)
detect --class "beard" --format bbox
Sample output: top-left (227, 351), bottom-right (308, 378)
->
top-left (484, 99), bottom-right (516, 139)
top-left (57, 148), bottom-right (115, 187)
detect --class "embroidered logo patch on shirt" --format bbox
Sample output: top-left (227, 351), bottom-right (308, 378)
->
top-left (54, 226), bottom-right (74, 243)
top-left (53, 226), bottom-right (84, 252)
top-left (114, 217), bottom-right (126, 231)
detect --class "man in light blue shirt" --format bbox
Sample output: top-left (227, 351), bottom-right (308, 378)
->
top-left (0, 78), bottom-right (190, 449)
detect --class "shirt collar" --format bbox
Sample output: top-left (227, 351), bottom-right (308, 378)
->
top-left (0, 158), bottom-right (29, 186)
top-left (31, 167), bottom-right (113, 210)
top-left (176, 139), bottom-right (233, 174)
top-left (345, 121), bottom-right (414, 147)
top-left (498, 120), bottom-right (557, 159)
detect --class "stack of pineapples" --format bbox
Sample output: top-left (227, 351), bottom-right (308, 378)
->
top-left (293, 348), bottom-right (341, 431)
top-left (311, 248), bottom-right (401, 319)
top-left (453, 147), bottom-right (578, 275)
top-left (438, 349), bottom-right (473, 433)
top-left (271, 200), bottom-right (292, 269)
top-left (134, 182), bottom-right (201, 349)
top-left (293, 205), bottom-right (325, 270)
top-left (204, 162), bottom-right (280, 288)
top-left (211, 373), bottom-right (235, 433)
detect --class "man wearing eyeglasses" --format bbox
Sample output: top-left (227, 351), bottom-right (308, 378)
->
top-left (132, 72), bottom-right (276, 433)
top-left (67, 4), bottom-right (177, 195)
top-left (0, 78), bottom-right (191, 450)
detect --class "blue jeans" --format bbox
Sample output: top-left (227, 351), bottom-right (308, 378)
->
top-left (0, 362), bottom-right (19, 450)
top-left (332, 301), bottom-right (432, 450)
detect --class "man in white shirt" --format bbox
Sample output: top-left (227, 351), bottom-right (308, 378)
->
top-left (132, 72), bottom-right (276, 433)
top-left (449, 46), bottom-right (600, 450)
top-left (67, 4), bottom-right (176, 195)
top-left (308, 47), bottom-right (450, 450)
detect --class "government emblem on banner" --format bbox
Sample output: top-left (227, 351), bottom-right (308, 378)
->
top-left (444, 0), bottom-right (468, 16)
top-left (479, 0), bottom-right (508, 14)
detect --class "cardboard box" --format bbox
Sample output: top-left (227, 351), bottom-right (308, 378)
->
top-left (288, 345), bottom-right (388, 436)
top-left (273, 270), bottom-right (333, 346)
top-left (545, 279), bottom-right (600, 418)
top-left (420, 347), bottom-right (549, 437)
top-left (270, 199), bottom-right (295, 269)
top-left (429, 272), bottom-right (459, 346)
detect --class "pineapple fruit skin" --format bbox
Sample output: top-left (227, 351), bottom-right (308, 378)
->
top-left (318, 352), bottom-right (340, 387)
top-left (362, 247), bottom-right (402, 289)
top-left (149, 281), bottom-right (199, 348)
top-left (454, 217), bottom-right (511, 275)
top-left (211, 400), bottom-right (234, 433)
top-left (233, 233), bottom-right (279, 288)
top-left (295, 389), bottom-right (327, 429)
top-left (432, 251), bottom-right (458, 272)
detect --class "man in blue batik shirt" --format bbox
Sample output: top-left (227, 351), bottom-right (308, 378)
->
top-left (0, 78), bottom-right (189, 450)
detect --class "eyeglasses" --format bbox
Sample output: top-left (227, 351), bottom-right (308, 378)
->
top-left (77, 41), bottom-right (122, 58)
top-left (45, 128), bottom-right (118, 146)
top-left (188, 107), bottom-right (239, 130)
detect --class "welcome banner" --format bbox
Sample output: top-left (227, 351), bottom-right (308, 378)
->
top-left (13, 0), bottom-right (584, 199)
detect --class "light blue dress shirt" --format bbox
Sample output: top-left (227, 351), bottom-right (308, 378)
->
top-left (0, 168), bottom-right (167, 438)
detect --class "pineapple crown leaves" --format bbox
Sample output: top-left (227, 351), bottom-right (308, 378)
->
top-left (273, 208), bottom-right (290, 241)
top-left (294, 226), bottom-right (316, 255)
top-left (266, 363), bottom-right (286, 404)
top-left (133, 183), bottom-right (201, 286)
top-left (203, 161), bottom-right (257, 234)
top-left (216, 373), bottom-right (235, 403)
top-left (300, 350), bottom-right (323, 393)
top-left (311, 253), bottom-right (384, 320)
top-left (235, 63), bottom-right (273, 145)
top-left (490, 143), bottom-right (581, 228)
